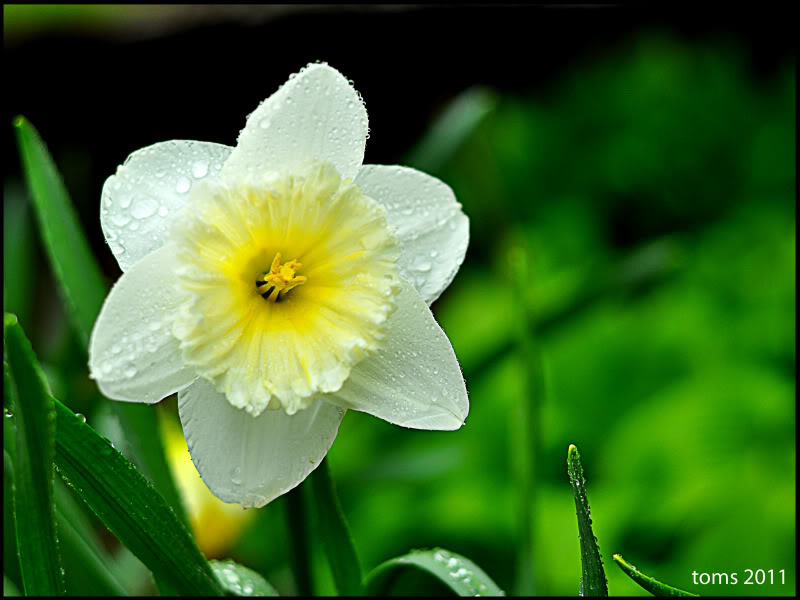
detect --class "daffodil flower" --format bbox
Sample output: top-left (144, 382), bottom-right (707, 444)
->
top-left (89, 63), bottom-right (469, 508)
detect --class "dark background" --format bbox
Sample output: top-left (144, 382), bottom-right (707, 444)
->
top-left (5, 5), bottom-right (795, 266)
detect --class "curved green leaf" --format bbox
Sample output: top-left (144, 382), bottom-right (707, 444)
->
top-left (309, 456), bottom-right (364, 595)
top-left (567, 444), bottom-right (608, 596)
top-left (52, 396), bottom-right (223, 595)
top-left (210, 560), bottom-right (279, 596)
top-left (4, 313), bottom-right (65, 595)
top-left (365, 548), bottom-right (505, 597)
top-left (613, 554), bottom-right (698, 597)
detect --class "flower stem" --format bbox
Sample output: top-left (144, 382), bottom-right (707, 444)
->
top-left (309, 456), bottom-right (364, 595)
top-left (508, 243), bottom-right (543, 596)
top-left (284, 484), bottom-right (312, 596)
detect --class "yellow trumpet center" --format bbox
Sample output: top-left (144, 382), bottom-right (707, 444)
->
top-left (257, 253), bottom-right (307, 301)
top-left (170, 161), bottom-right (401, 416)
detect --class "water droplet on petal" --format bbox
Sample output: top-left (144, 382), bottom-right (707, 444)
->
top-left (111, 213), bottom-right (132, 227)
top-left (191, 161), bottom-right (209, 178)
top-left (231, 466), bottom-right (242, 485)
top-left (131, 197), bottom-right (158, 219)
top-left (175, 177), bottom-right (191, 194)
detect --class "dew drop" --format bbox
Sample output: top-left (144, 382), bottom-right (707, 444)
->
top-left (191, 161), bottom-right (209, 178)
top-left (124, 367), bottom-right (137, 378)
top-left (175, 177), bottom-right (191, 194)
top-left (231, 466), bottom-right (242, 485)
top-left (131, 197), bottom-right (159, 219)
top-left (111, 213), bottom-right (132, 227)
top-left (158, 206), bottom-right (169, 217)
top-left (76, 413), bottom-right (87, 423)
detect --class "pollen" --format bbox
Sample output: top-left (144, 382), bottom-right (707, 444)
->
top-left (256, 253), bottom-right (307, 301)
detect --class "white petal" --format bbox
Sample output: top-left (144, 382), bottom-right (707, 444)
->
top-left (355, 165), bottom-right (469, 305)
top-left (89, 244), bottom-right (196, 403)
top-left (178, 378), bottom-right (345, 507)
top-left (223, 63), bottom-right (368, 182)
top-left (101, 140), bottom-right (232, 271)
top-left (324, 279), bottom-right (468, 430)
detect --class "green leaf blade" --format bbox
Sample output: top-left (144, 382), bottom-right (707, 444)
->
top-left (5, 450), bottom-right (130, 596)
top-left (4, 313), bottom-right (65, 595)
top-left (12, 116), bottom-right (107, 348)
top-left (365, 548), bottom-right (505, 597)
top-left (51, 397), bottom-right (224, 596)
top-left (567, 444), bottom-right (608, 597)
top-left (309, 457), bottom-right (364, 595)
top-left (210, 560), bottom-right (279, 596)
top-left (613, 554), bottom-right (698, 597)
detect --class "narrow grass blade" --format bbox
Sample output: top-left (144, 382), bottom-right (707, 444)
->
top-left (210, 560), bottom-right (279, 596)
top-left (567, 444), bottom-right (608, 596)
top-left (508, 243), bottom-right (543, 595)
top-left (12, 116), bottom-right (106, 348)
top-left (309, 456), bottom-right (364, 595)
top-left (364, 548), bottom-right (505, 597)
top-left (13, 115), bottom-right (189, 530)
top-left (613, 554), bottom-right (698, 597)
top-left (4, 313), bottom-right (65, 595)
top-left (405, 87), bottom-right (497, 173)
top-left (3, 183), bottom-right (36, 329)
top-left (3, 449), bottom-right (23, 591)
top-left (52, 396), bottom-right (223, 596)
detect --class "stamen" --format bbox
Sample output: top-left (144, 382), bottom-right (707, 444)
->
top-left (255, 252), bottom-right (307, 301)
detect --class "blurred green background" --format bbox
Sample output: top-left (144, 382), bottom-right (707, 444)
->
top-left (4, 4), bottom-right (795, 597)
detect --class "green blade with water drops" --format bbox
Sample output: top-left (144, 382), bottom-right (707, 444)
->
top-left (567, 444), bottom-right (608, 596)
top-left (309, 456), bottom-right (364, 595)
top-left (364, 548), bottom-right (505, 597)
top-left (4, 314), bottom-right (65, 596)
top-left (51, 395), bottom-right (224, 596)
top-left (4, 311), bottom-right (219, 595)
top-left (5, 450), bottom-right (129, 596)
top-left (210, 560), bottom-right (279, 596)
top-left (13, 115), bottom-right (189, 531)
top-left (613, 555), bottom-right (698, 597)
